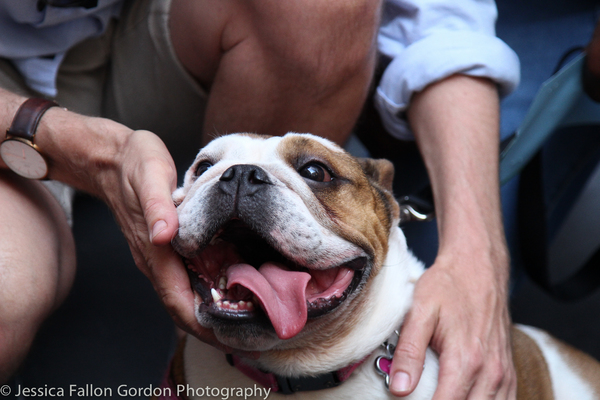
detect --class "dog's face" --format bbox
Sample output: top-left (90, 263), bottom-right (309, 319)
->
top-left (172, 133), bottom-right (399, 352)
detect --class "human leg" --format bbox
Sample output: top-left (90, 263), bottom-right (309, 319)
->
top-left (0, 50), bottom-right (80, 384)
top-left (169, 0), bottom-right (382, 144)
top-left (0, 172), bottom-right (75, 382)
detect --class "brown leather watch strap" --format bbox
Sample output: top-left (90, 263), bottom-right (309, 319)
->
top-left (7, 98), bottom-right (59, 141)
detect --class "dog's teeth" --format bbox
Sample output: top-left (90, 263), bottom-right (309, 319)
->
top-left (219, 277), bottom-right (227, 290)
top-left (213, 297), bottom-right (254, 312)
top-left (211, 288), bottom-right (222, 303)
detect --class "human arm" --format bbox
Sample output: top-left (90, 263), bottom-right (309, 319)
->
top-left (370, 1), bottom-right (519, 397)
top-left (0, 88), bottom-right (232, 353)
top-left (387, 74), bottom-right (516, 399)
top-left (375, 0), bottom-right (519, 141)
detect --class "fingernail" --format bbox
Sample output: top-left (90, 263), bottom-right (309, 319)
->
top-left (151, 220), bottom-right (167, 241)
top-left (390, 372), bottom-right (410, 393)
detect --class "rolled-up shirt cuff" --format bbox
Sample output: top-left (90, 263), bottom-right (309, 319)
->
top-left (375, 31), bottom-right (520, 140)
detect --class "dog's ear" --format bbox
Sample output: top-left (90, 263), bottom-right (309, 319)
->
top-left (357, 158), bottom-right (395, 193)
top-left (358, 157), bottom-right (401, 225)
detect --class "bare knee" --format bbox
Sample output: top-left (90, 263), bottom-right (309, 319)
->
top-left (171, 0), bottom-right (382, 91)
top-left (0, 323), bottom-right (37, 382)
top-left (0, 252), bottom-right (58, 382)
top-left (244, 0), bottom-right (382, 88)
top-left (0, 173), bottom-right (76, 382)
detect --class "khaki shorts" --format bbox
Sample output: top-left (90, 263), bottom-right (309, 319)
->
top-left (0, 0), bottom-right (208, 223)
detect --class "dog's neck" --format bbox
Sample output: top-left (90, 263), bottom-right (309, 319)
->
top-left (226, 351), bottom-right (372, 394)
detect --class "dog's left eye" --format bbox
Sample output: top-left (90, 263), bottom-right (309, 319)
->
top-left (299, 162), bottom-right (333, 182)
top-left (195, 161), bottom-right (213, 177)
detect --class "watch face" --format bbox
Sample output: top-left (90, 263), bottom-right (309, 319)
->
top-left (0, 139), bottom-right (48, 179)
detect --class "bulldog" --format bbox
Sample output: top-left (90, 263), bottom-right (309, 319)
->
top-left (166, 133), bottom-right (600, 400)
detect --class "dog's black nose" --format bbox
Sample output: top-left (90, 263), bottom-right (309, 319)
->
top-left (219, 164), bottom-right (272, 196)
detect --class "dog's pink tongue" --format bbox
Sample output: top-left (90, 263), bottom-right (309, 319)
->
top-left (227, 263), bottom-right (311, 340)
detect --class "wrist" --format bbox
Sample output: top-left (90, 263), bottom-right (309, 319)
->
top-left (35, 106), bottom-right (133, 196)
top-left (1, 98), bottom-right (59, 179)
top-left (434, 191), bottom-right (510, 284)
top-left (435, 227), bottom-right (510, 290)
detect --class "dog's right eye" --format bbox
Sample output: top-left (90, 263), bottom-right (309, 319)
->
top-left (195, 161), bottom-right (213, 177)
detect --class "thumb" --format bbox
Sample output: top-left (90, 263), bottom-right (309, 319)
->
top-left (120, 129), bottom-right (178, 246)
top-left (389, 308), bottom-right (435, 396)
top-left (138, 162), bottom-right (179, 246)
top-left (149, 211), bottom-right (178, 246)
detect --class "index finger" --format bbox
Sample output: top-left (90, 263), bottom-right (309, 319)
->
top-left (390, 305), bottom-right (437, 396)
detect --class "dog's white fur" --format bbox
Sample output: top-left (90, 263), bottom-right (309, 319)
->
top-left (176, 133), bottom-right (600, 400)
top-left (515, 325), bottom-right (597, 400)
top-left (183, 226), bottom-right (441, 399)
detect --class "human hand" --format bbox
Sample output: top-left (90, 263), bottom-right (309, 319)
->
top-left (35, 113), bottom-right (235, 353)
top-left (33, 103), bottom-right (261, 355)
top-left (394, 73), bottom-right (516, 400)
top-left (388, 248), bottom-right (516, 399)
top-left (93, 129), bottom-right (243, 351)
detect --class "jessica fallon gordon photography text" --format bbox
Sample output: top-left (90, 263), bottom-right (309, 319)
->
top-left (10, 384), bottom-right (272, 399)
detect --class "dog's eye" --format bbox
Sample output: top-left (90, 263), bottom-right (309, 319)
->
top-left (195, 161), bottom-right (213, 177)
top-left (299, 163), bottom-right (333, 182)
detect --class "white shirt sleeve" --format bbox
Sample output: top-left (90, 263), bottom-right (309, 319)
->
top-left (0, 0), bottom-right (122, 97)
top-left (375, 0), bottom-right (520, 140)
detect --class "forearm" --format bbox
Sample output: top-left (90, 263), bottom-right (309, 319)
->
top-left (0, 89), bottom-right (28, 141)
top-left (389, 73), bottom-right (515, 399)
top-left (407, 74), bottom-right (509, 282)
top-left (0, 89), bottom-right (208, 341)
top-left (0, 88), bottom-right (134, 198)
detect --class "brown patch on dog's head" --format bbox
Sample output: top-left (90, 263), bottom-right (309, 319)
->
top-left (277, 135), bottom-right (398, 268)
top-left (266, 135), bottom-right (399, 359)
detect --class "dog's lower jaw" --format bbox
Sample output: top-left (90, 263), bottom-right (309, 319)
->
top-left (192, 294), bottom-right (281, 351)
top-left (211, 323), bottom-right (281, 352)
top-left (195, 290), bottom-right (366, 352)
top-left (182, 227), bottom-right (442, 398)
top-left (249, 227), bottom-right (422, 376)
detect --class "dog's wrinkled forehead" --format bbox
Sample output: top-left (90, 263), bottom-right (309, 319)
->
top-left (175, 132), bottom-right (398, 284)
top-left (180, 133), bottom-right (347, 189)
top-left (203, 133), bottom-right (341, 163)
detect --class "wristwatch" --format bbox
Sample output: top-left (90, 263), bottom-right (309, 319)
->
top-left (0, 98), bottom-right (58, 180)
